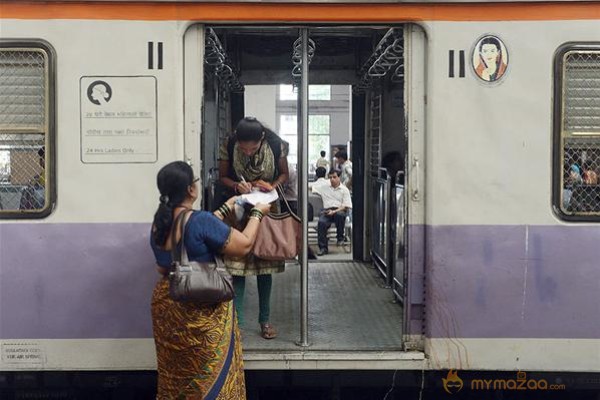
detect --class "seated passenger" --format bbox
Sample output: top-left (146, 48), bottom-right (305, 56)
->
top-left (583, 161), bottom-right (598, 185)
top-left (309, 166), bottom-right (328, 192)
top-left (313, 170), bottom-right (352, 256)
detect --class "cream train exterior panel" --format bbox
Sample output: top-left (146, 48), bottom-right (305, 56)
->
top-left (1, 337), bottom-right (597, 372)
top-left (427, 338), bottom-right (600, 372)
top-left (424, 20), bottom-right (600, 226)
top-left (0, 19), bottom-right (190, 223)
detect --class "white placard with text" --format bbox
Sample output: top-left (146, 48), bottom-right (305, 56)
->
top-left (80, 76), bottom-right (157, 163)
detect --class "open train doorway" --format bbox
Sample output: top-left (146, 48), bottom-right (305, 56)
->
top-left (196, 24), bottom-right (425, 361)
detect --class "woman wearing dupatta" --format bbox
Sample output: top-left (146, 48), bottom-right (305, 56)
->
top-left (474, 36), bottom-right (508, 82)
top-left (218, 117), bottom-right (289, 340)
top-left (150, 161), bottom-right (271, 399)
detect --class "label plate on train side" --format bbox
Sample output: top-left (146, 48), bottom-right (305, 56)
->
top-left (1, 342), bottom-right (46, 366)
top-left (80, 76), bottom-right (158, 163)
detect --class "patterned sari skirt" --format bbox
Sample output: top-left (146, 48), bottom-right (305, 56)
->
top-left (151, 279), bottom-right (246, 400)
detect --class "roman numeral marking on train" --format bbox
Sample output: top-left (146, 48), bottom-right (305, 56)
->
top-left (448, 49), bottom-right (466, 78)
top-left (148, 41), bottom-right (163, 70)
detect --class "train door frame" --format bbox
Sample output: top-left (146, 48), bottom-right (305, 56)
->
top-left (184, 24), bottom-right (204, 202)
top-left (185, 23), bottom-right (427, 351)
top-left (403, 24), bottom-right (427, 349)
top-left (352, 24), bottom-right (427, 349)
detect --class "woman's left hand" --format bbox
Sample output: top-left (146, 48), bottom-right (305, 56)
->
top-left (253, 180), bottom-right (274, 192)
top-left (225, 195), bottom-right (239, 209)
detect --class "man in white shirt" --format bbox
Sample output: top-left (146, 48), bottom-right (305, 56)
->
top-left (335, 150), bottom-right (353, 190)
top-left (315, 150), bottom-right (329, 170)
top-left (313, 170), bottom-right (352, 255)
top-left (309, 167), bottom-right (328, 193)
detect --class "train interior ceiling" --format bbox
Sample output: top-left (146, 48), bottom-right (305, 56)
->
top-left (202, 25), bottom-right (408, 352)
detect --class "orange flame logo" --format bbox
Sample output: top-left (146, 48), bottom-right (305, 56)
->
top-left (442, 369), bottom-right (464, 394)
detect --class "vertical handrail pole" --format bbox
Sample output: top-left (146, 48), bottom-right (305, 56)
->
top-left (297, 28), bottom-right (310, 347)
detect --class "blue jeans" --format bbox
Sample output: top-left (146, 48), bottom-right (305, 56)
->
top-left (317, 208), bottom-right (347, 251)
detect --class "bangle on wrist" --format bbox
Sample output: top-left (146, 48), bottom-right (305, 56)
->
top-left (222, 203), bottom-right (231, 215)
top-left (249, 207), bottom-right (263, 221)
top-left (217, 204), bottom-right (231, 218)
top-left (249, 208), bottom-right (264, 220)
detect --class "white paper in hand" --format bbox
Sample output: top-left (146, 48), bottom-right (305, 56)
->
top-left (239, 189), bottom-right (278, 206)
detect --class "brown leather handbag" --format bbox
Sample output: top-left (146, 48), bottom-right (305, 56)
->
top-left (169, 210), bottom-right (234, 303)
top-left (253, 187), bottom-right (301, 261)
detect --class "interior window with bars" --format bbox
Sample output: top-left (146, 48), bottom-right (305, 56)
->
top-left (0, 45), bottom-right (51, 216)
top-left (558, 48), bottom-right (600, 218)
top-left (278, 114), bottom-right (331, 168)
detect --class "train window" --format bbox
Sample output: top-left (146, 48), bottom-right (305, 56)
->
top-left (279, 114), bottom-right (331, 167)
top-left (278, 84), bottom-right (331, 101)
top-left (309, 85), bottom-right (331, 101)
top-left (308, 115), bottom-right (330, 167)
top-left (0, 42), bottom-right (54, 218)
top-left (555, 45), bottom-right (600, 220)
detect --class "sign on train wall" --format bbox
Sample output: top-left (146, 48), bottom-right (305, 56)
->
top-left (79, 76), bottom-right (158, 163)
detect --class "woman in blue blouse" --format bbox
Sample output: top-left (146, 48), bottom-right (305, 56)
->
top-left (150, 161), bottom-right (271, 400)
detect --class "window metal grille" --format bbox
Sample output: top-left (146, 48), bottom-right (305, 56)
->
top-left (0, 46), bottom-right (51, 215)
top-left (563, 52), bottom-right (600, 135)
top-left (369, 92), bottom-right (382, 177)
top-left (557, 48), bottom-right (600, 219)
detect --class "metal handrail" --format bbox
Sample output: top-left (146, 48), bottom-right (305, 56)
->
top-left (204, 28), bottom-right (244, 92)
top-left (356, 28), bottom-right (404, 91)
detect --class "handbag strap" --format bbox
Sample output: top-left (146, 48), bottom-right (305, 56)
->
top-left (169, 209), bottom-right (190, 264)
top-left (169, 209), bottom-right (224, 268)
top-left (274, 185), bottom-right (300, 221)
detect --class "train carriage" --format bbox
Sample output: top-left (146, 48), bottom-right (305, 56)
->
top-left (0, 0), bottom-right (599, 390)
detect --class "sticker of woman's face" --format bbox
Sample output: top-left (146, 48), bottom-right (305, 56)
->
top-left (480, 43), bottom-right (499, 68)
top-left (472, 35), bottom-right (508, 83)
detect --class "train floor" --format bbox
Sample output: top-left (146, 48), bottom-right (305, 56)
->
top-left (238, 260), bottom-right (404, 352)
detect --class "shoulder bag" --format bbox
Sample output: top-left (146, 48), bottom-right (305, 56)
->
top-left (253, 186), bottom-right (301, 261)
top-left (169, 210), bottom-right (234, 303)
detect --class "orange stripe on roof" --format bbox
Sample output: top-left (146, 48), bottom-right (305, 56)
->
top-left (0, 2), bottom-right (599, 22)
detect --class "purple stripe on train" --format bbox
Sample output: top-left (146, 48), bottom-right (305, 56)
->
top-left (1, 223), bottom-right (598, 339)
top-left (425, 225), bottom-right (600, 339)
top-left (408, 225), bottom-right (425, 336)
top-left (0, 223), bottom-right (156, 339)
